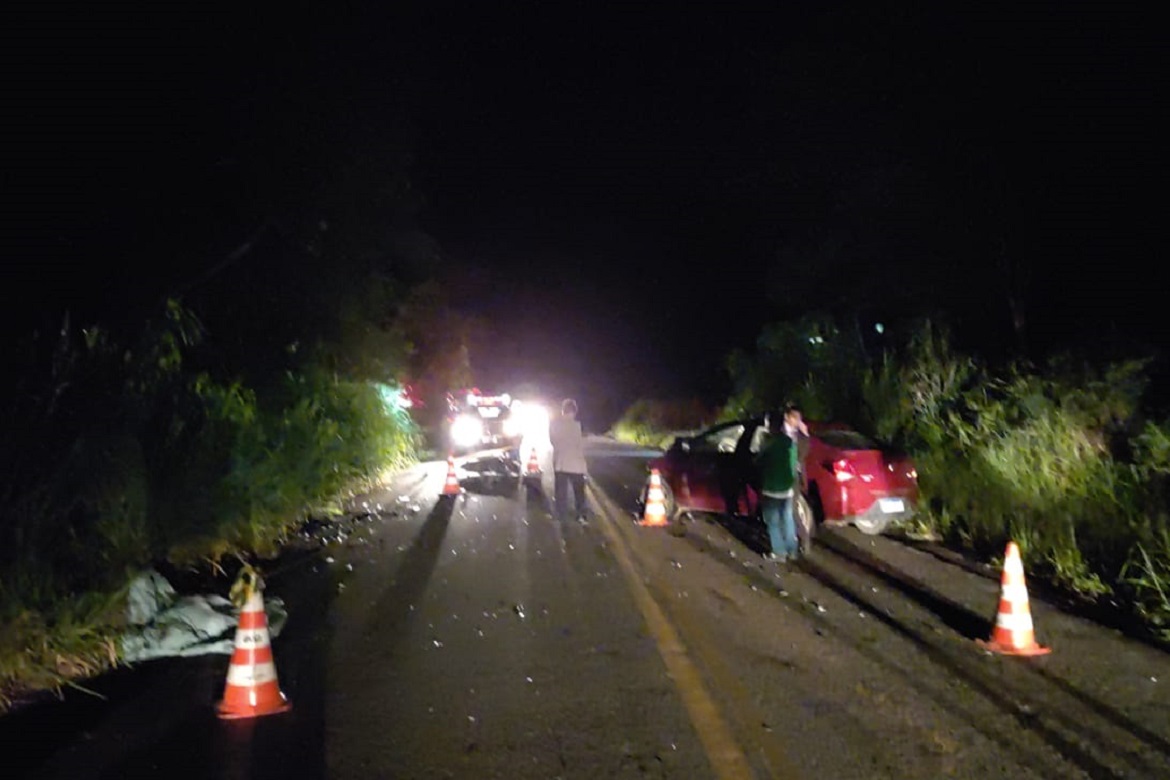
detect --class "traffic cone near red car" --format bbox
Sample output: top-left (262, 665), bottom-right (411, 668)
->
top-left (640, 469), bottom-right (669, 527)
top-left (979, 541), bottom-right (1051, 656)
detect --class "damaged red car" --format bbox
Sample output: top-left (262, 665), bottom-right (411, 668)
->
top-left (643, 418), bottom-right (919, 536)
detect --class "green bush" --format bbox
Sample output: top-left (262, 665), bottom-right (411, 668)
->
top-left (733, 316), bottom-right (1170, 637)
top-left (858, 324), bottom-right (1170, 631)
top-left (610, 398), bottom-right (713, 448)
top-left (723, 314), bottom-right (869, 422)
top-left (1121, 528), bottom-right (1170, 640)
top-left (0, 300), bottom-right (421, 708)
top-left (206, 371), bottom-right (419, 560)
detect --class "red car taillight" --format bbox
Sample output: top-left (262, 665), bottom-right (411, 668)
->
top-left (833, 458), bottom-right (856, 483)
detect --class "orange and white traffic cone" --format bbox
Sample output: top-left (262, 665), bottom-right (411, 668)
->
top-left (442, 455), bottom-right (461, 496)
top-left (640, 469), bottom-right (669, 527)
top-left (526, 447), bottom-right (540, 475)
top-left (978, 541), bottom-right (1051, 656)
top-left (217, 586), bottom-right (291, 719)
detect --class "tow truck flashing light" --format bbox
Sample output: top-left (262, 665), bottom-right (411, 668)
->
top-left (468, 392), bottom-right (511, 408)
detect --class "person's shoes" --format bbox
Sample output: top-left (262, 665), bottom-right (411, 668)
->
top-left (763, 552), bottom-right (785, 563)
top-left (577, 514), bottom-right (590, 525)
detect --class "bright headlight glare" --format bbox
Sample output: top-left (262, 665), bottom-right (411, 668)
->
top-left (451, 414), bottom-right (484, 448)
top-left (521, 405), bottom-right (550, 440)
top-left (503, 416), bottom-right (521, 438)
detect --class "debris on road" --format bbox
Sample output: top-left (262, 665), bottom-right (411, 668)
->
top-left (121, 569), bottom-right (287, 663)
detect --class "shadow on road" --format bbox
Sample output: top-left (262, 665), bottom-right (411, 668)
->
top-left (813, 530), bottom-right (990, 641)
top-left (362, 495), bottom-right (457, 647)
top-left (699, 509), bottom-right (992, 641)
top-left (458, 453), bottom-right (523, 499)
top-left (23, 549), bottom-right (347, 780)
top-left (84, 498), bottom-right (460, 780)
top-left (523, 478), bottom-right (555, 517)
top-left (458, 475), bottom-right (521, 499)
top-left (698, 511), bottom-right (770, 556)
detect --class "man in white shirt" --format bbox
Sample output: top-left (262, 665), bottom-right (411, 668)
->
top-left (548, 398), bottom-right (588, 521)
top-left (781, 403), bottom-right (813, 553)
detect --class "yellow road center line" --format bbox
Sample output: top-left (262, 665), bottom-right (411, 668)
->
top-left (589, 486), bottom-right (756, 780)
top-left (632, 542), bottom-right (802, 780)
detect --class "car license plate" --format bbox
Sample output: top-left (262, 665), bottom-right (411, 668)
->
top-left (878, 497), bottom-right (905, 513)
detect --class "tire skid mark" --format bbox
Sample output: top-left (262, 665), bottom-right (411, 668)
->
top-left (676, 533), bottom-right (1084, 780)
top-left (586, 452), bottom-right (1168, 779)
top-left (819, 530), bottom-right (1170, 763)
top-left (814, 531), bottom-right (989, 640)
top-left (802, 552), bottom-right (1127, 780)
top-left (804, 540), bottom-right (1167, 780)
top-left (1032, 664), bottom-right (1170, 757)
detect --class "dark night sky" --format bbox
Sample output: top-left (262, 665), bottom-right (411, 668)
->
top-left (2, 3), bottom-right (1165, 425)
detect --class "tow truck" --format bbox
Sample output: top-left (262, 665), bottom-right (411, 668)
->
top-left (446, 389), bottom-right (519, 452)
top-left (445, 388), bottom-right (553, 457)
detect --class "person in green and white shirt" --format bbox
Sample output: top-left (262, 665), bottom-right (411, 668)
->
top-left (756, 410), bottom-right (800, 561)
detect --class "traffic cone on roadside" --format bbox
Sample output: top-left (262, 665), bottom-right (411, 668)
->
top-left (640, 469), bottom-right (668, 527)
top-left (526, 447), bottom-right (540, 475)
top-left (442, 455), bottom-right (461, 496)
top-left (217, 587), bottom-right (291, 720)
top-left (978, 541), bottom-right (1051, 656)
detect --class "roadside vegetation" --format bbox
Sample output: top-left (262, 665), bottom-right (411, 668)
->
top-left (609, 397), bottom-right (714, 448)
top-left (0, 130), bottom-right (489, 709)
top-left (722, 315), bottom-right (1170, 641)
top-left (0, 292), bottom-right (429, 711)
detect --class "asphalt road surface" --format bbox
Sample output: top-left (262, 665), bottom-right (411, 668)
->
top-left (5, 437), bottom-right (1170, 779)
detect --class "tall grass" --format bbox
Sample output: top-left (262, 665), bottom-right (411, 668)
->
top-left (609, 398), bottom-right (714, 448)
top-left (860, 323), bottom-right (1170, 635)
top-left (723, 314), bottom-right (869, 422)
top-left (0, 300), bottom-right (420, 709)
top-left (201, 371), bottom-right (420, 561)
top-left (729, 316), bottom-right (1170, 638)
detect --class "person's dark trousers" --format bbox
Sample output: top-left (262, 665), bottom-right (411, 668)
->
top-left (554, 471), bottom-right (587, 520)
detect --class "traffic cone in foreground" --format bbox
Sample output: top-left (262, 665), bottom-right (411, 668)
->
top-left (218, 588), bottom-right (291, 720)
top-left (978, 541), bottom-right (1051, 656)
top-left (640, 469), bottom-right (669, 527)
top-left (526, 447), bottom-right (540, 475)
top-left (442, 455), bottom-right (461, 496)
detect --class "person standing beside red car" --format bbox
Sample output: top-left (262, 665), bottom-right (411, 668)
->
top-left (757, 411), bottom-right (800, 562)
top-left (782, 404), bottom-right (815, 553)
top-left (782, 404), bottom-right (810, 491)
